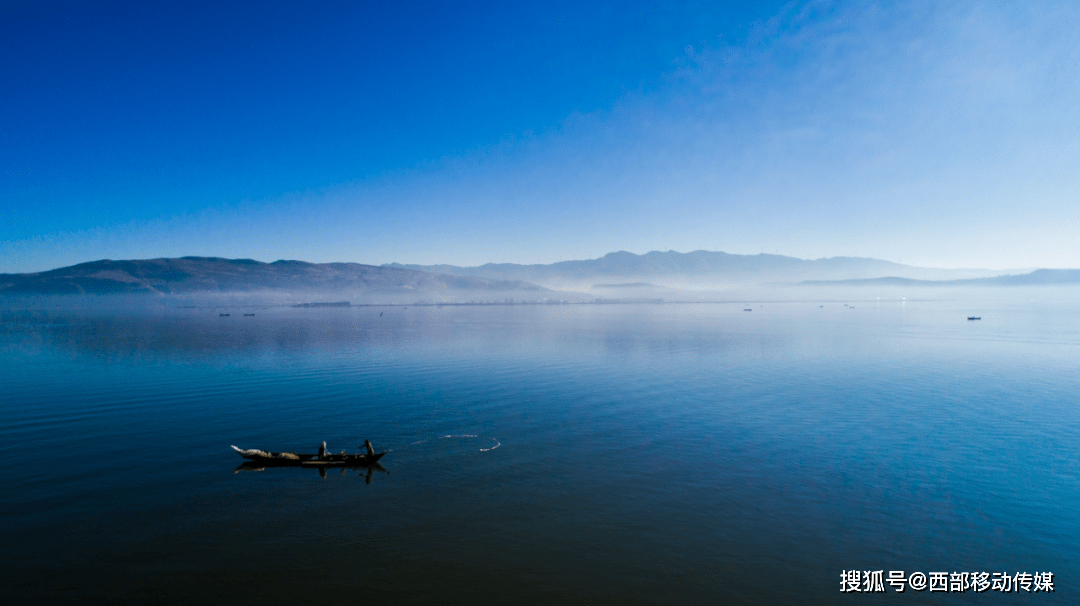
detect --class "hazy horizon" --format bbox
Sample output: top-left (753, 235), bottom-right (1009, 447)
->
top-left (4, 2), bottom-right (1079, 272)
top-left (5, 252), bottom-right (1076, 308)
top-left (0, 248), bottom-right (1048, 276)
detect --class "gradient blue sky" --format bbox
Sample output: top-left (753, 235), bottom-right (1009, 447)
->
top-left (3, 0), bottom-right (1078, 273)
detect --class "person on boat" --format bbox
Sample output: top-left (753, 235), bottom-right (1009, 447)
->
top-left (318, 441), bottom-right (328, 459)
top-left (363, 439), bottom-right (375, 457)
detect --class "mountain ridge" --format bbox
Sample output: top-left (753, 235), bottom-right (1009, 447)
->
top-left (800, 269), bottom-right (1080, 287)
top-left (0, 257), bottom-right (549, 296)
top-left (3, 253), bottom-right (1074, 298)
top-left (385, 250), bottom-right (1025, 287)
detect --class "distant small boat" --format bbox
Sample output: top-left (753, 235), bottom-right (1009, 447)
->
top-left (743, 308), bottom-right (752, 312)
top-left (243, 313), bottom-right (255, 316)
top-left (968, 316), bottom-right (981, 320)
top-left (219, 313), bottom-right (230, 316)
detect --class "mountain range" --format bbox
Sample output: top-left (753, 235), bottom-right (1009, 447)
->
top-left (385, 250), bottom-right (1023, 288)
top-left (2, 251), bottom-right (1076, 299)
top-left (0, 257), bottom-right (545, 296)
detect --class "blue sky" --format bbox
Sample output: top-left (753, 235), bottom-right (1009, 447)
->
top-left (2, 0), bottom-right (1078, 273)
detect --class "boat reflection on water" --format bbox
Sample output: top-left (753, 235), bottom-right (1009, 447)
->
top-left (233, 460), bottom-right (389, 482)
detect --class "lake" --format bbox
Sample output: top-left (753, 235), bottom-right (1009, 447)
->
top-left (1, 294), bottom-right (1077, 604)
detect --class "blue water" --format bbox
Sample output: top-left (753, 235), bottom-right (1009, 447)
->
top-left (1, 298), bottom-right (1077, 604)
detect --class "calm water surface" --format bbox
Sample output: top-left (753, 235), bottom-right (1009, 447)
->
top-left (1, 297), bottom-right (1078, 604)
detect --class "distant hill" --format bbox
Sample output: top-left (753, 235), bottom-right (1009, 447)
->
top-left (386, 250), bottom-right (1015, 287)
top-left (592, 282), bottom-right (660, 289)
top-left (801, 269), bottom-right (1080, 287)
top-left (0, 257), bottom-right (549, 296)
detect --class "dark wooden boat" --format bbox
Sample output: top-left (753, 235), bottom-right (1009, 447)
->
top-left (231, 445), bottom-right (386, 467)
top-left (968, 316), bottom-right (981, 320)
